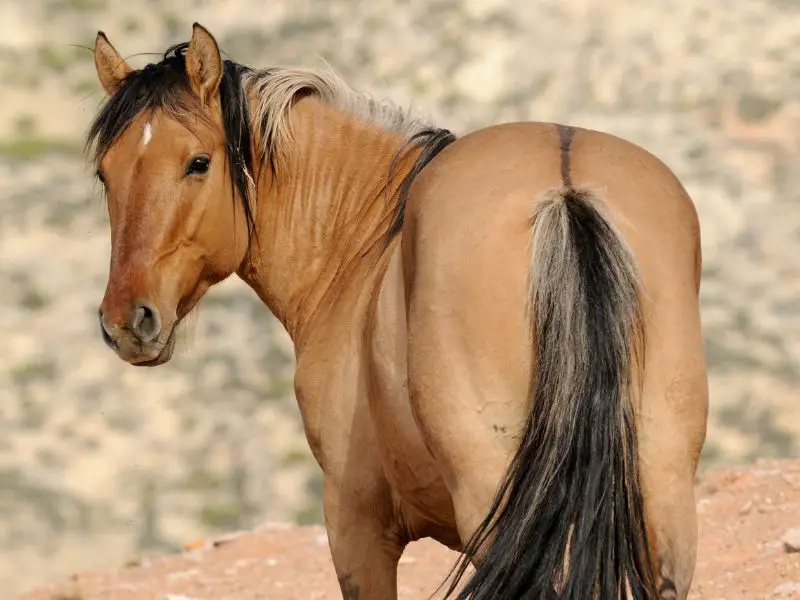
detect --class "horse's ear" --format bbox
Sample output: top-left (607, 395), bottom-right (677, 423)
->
top-left (185, 23), bottom-right (223, 105)
top-left (94, 32), bottom-right (133, 96)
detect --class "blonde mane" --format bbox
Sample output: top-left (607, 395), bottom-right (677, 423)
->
top-left (244, 64), bottom-right (434, 172)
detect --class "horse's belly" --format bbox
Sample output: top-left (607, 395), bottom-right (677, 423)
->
top-left (376, 384), bottom-right (456, 525)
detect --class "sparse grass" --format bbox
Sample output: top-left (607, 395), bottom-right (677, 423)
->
top-left (57, 423), bottom-right (77, 441)
top-left (699, 442), bottom-right (723, 467)
top-left (262, 339), bottom-right (294, 369)
top-left (121, 16), bottom-right (142, 34)
top-left (410, 78), bottom-right (429, 95)
top-left (277, 17), bottom-right (333, 38)
top-left (71, 45), bottom-right (95, 64)
top-left (426, 0), bottom-right (465, 21)
top-left (185, 469), bottom-right (224, 491)
top-left (37, 47), bottom-right (71, 73)
top-left (0, 136), bottom-right (80, 160)
top-left (219, 29), bottom-right (272, 64)
top-left (281, 448), bottom-right (311, 466)
top-left (737, 92), bottom-right (782, 123)
top-left (45, 200), bottom-right (90, 231)
top-left (296, 471), bottom-right (324, 524)
top-left (20, 287), bottom-right (49, 311)
top-left (180, 413), bottom-right (198, 434)
top-left (294, 504), bottom-right (323, 525)
top-left (13, 115), bottom-right (37, 136)
top-left (262, 375), bottom-right (294, 400)
top-left (483, 9), bottom-right (518, 31)
top-left (162, 12), bottom-right (182, 37)
top-left (12, 360), bottom-right (57, 385)
top-left (46, 0), bottom-right (107, 12)
top-left (36, 447), bottom-right (65, 469)
top-left (0, 467), bottom-right (94, 531)
top-left (199, 293), bottom-right (238, 308)
top-left (705, 333), bottom-right (798, 384)
top-left (4, 69), bottom-right (44, 90)
top-left (718, 397), bottom-right (796, 459)
top-left (70, 78), bottom-right (97, 96)
top-left (23, 74), bottom-right (43, 90)
top-left (306, 470), bottom-right (324, 500)
top-left (20, 395), bottom-right (47, 429)
top-left (440, 90), bottom-right (463, 110)
top-left (106, 410), bottom-right (139, 433)
top-left (199, 502), bottom-right (245, 529)
top-left (79, 435), bottom-right (100, 451)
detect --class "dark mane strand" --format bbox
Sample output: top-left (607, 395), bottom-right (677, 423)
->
top-left (387, 127), bottom-right (456, 239)
top-left (217, 58), bottom-right (257, 244)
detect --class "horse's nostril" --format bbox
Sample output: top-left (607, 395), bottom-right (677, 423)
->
top-left (129, 301), bottom-right (161, 343)
top-left (98, 309), bottom-right (119, 350)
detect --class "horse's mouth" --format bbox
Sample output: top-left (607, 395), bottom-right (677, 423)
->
top-left (133, 328), bottom-right (177, 367)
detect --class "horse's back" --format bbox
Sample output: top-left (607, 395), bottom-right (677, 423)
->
top-left (402, 119), bottom-right (703, 326)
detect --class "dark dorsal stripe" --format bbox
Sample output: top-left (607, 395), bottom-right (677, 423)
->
top-left (556, 124), bottom-right (576, 188)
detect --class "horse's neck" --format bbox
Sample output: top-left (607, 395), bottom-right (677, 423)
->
top-left (240, 96), bottom-right (411, 348)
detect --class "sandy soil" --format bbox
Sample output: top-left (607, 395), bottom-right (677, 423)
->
top-left (14, 459), bottom-right (800, 600)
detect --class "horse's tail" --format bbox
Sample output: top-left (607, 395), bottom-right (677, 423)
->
top-left (446, 187), bottom-right (658, 599)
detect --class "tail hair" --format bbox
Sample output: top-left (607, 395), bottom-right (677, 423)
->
top-left (442, 187), bottom-right (657, 599)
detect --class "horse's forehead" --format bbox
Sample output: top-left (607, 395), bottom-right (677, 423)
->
top-left (137, 110), bottom-right (219, 148)
top-left (132, 112), bottom-right (185, 144)
top-left (107, 113), bottom-right (191, 162)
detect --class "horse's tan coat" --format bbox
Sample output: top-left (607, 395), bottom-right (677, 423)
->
top-left (92, 25), bottom-right (708, 600)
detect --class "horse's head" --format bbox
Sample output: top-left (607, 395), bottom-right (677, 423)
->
top-left (90, 24), bottom-right (254, 365)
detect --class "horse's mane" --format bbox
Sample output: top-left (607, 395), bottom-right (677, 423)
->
top-left (85, 41), bottom-right (455, 242)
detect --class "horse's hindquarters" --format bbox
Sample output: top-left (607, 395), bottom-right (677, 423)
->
top-left (400, 121), bottom-right (708, 598)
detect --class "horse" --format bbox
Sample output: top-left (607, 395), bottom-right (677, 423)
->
top-left (87, 23), bottom-right (708, 600)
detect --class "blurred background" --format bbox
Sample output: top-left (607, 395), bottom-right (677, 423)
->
top-left (0, 0), bottom-right (797, 596)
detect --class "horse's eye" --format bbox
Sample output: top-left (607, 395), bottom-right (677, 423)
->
top-left (96, 170), bottom-right (106, 186)
top-left (185, 155), bottom-right (210, 176)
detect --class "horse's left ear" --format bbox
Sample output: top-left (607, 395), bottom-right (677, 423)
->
top-left (94, 31), bottom-right (133, 96)
top-left (185, 23), bottom-right (223, 105)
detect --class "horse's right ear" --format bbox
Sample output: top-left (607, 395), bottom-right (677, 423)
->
top-left (94, 31), bottom-right (133, 96)
top-left (185, 23), bottom-right (223, 105)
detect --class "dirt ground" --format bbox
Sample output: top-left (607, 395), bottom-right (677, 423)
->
top-left (14, 459), bottom-right (800, 600)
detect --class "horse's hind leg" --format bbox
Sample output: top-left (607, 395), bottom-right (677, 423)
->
top-left (638, 299), bottom-right (708, 599)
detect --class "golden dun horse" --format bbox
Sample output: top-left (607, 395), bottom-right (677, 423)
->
top-left (88, 23), bottom-right (708, 600)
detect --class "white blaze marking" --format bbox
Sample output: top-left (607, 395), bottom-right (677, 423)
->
top-left (142, 122), bottom-right (153, 146)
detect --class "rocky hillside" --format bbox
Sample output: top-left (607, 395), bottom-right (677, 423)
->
top-left (1, 0), bottom-right (798, 597)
